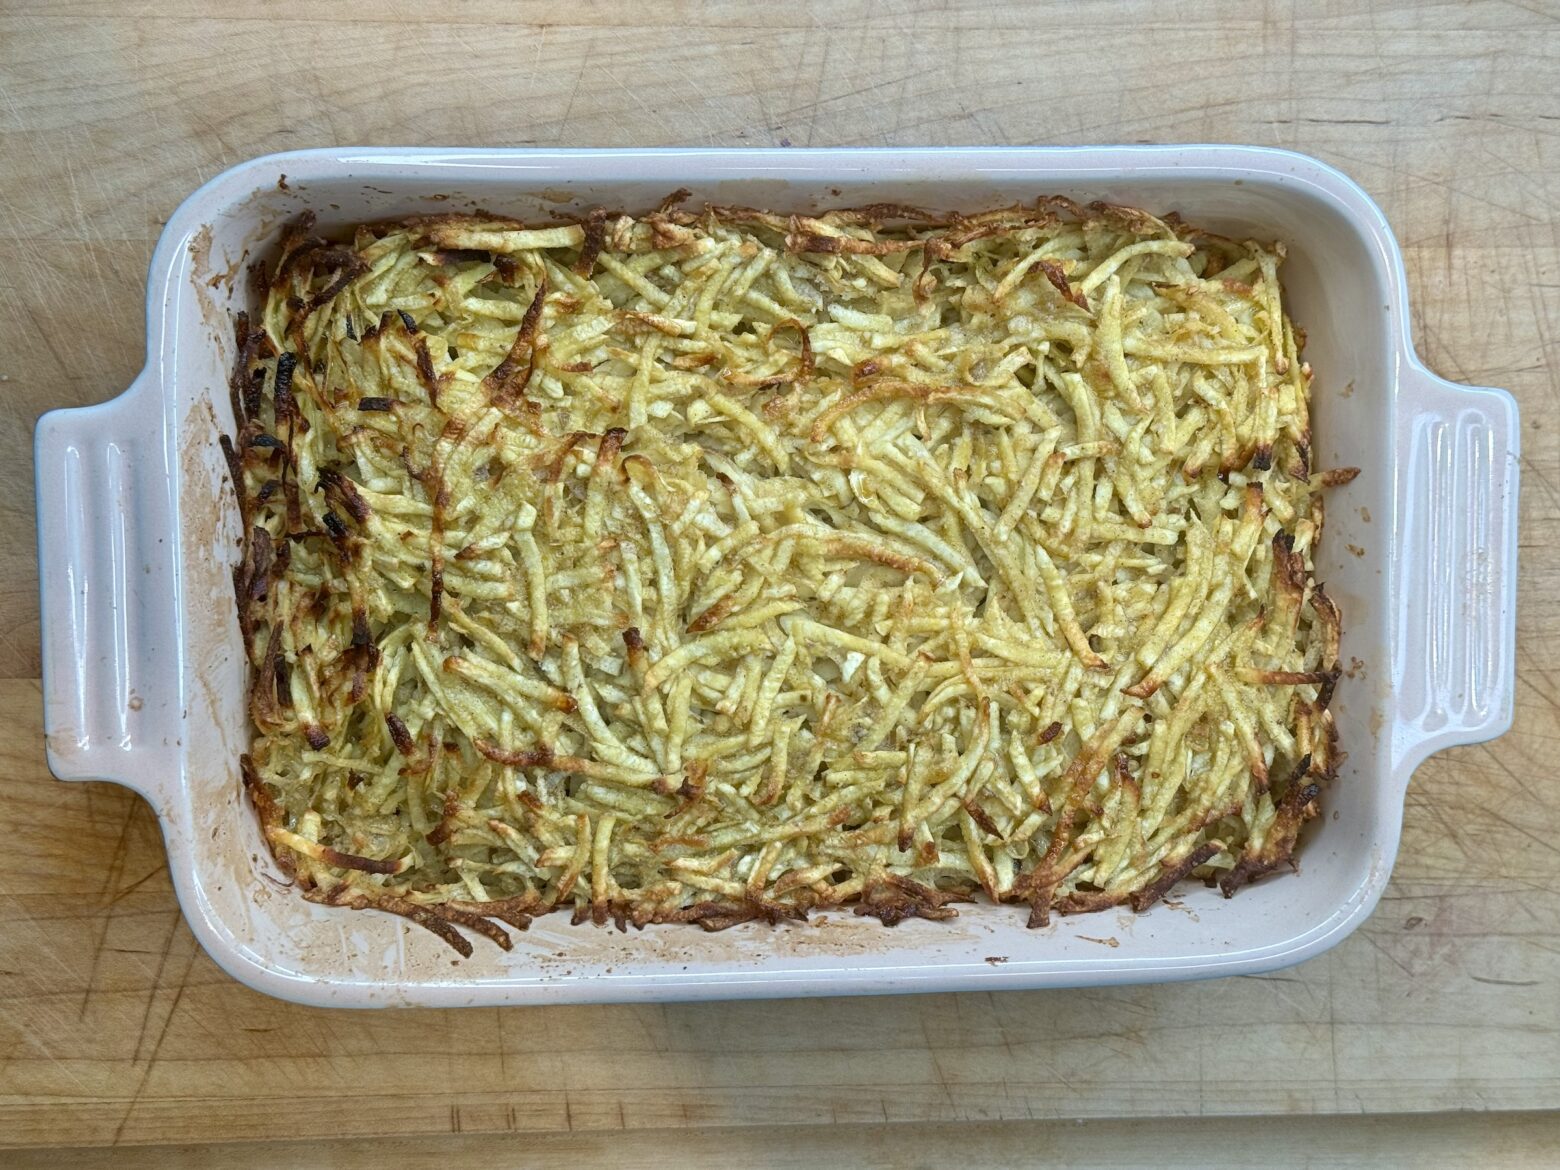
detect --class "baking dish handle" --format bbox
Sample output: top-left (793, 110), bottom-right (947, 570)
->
top-left (35, 372), bottom-right (181, 801)
top-left (1391, 362), bottom-right (1520, 774)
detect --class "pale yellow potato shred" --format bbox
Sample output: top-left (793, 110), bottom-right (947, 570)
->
top-left (229, 196), bottom-right (1347, 953)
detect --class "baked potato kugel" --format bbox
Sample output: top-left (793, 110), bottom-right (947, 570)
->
top-left (224, 195), bottom-right (1351, 954)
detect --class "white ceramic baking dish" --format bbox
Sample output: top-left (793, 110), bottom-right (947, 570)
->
top-left (35, 147), bottom-right (1518, 1007)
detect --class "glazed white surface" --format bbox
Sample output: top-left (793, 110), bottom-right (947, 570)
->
top-left (34, 147), bottom-right (1519, 1006)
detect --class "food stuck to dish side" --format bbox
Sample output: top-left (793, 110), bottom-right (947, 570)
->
top-left (225, 195), bottom-right (1355, 955)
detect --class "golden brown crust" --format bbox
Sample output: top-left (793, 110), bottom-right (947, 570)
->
top-left (230, 196), bottom-right (1349, 954)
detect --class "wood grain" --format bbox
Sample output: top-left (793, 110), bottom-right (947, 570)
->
top-left (14, 1115), bottom-right (1560, 1170)
top-left (2, 0), bottom-right (1558, 1152)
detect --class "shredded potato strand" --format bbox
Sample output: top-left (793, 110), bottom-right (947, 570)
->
top-left (230, 197), bottom-right (1346, 947)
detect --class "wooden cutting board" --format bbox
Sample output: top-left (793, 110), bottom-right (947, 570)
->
top-left (1, 0), bottom-right (1557, 1154)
